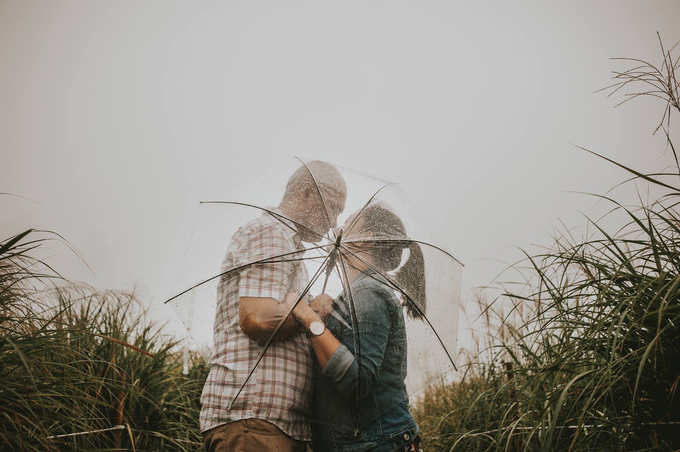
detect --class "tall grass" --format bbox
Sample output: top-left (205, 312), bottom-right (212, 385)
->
top-left (0, 229), bottom-right (208, 451)
top-left (3, 38), bottom-right (679, 452)
top-left (414, 38), bottom-right (680, 451)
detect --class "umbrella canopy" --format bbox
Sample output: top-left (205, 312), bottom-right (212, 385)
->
top-left (166, 157), bottom-right (462, 411)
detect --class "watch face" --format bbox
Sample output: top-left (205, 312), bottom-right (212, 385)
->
top-left (310, 321), bottom-right (325, 336)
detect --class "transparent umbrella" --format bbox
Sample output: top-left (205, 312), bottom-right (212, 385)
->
top-left (165, 157), bottom-right (462, 423)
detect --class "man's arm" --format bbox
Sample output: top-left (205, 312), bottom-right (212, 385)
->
top-left (235, 222), bottom-right (306, 341)
top-left (239, 296), bottom-right (300, 341)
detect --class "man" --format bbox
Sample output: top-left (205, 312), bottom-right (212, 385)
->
top-left (201, 160), bottom-right (347, 452)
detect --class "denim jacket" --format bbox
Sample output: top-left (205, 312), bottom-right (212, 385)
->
top-left (311, 270), bottom-right (419, 452)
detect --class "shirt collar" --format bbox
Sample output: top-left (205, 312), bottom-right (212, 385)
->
top-left (268, 207), bottom-right (303, 249)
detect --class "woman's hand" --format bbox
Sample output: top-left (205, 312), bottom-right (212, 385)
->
top-left (283, 292), bottom-right (319, 329)
top-left (283, 292), bottom-right (341, 369)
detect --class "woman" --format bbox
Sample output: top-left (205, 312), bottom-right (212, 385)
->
top-left (291, 203), bottom-right (426, 452)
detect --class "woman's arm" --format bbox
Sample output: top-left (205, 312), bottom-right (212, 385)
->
top-left (293, 288), bottom-right (391, 401)
top-left (291, 296), bottom-right (341, 368)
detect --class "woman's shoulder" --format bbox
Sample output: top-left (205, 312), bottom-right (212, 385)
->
top-left (351, 272), bottom-right (400, 307)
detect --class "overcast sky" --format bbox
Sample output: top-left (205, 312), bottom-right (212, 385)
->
top-left (2, 1), bottom-right (679, 352)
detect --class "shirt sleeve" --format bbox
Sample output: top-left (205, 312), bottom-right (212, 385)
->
top-left (237, 223), bottom-right (301, 303)
top-left (321, 285), bottom-right (392, 401)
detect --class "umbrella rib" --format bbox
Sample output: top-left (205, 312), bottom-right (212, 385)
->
top-left (199, 201), bottom-right (327, 240)
top-left (344, 182), bottom-right (396, 235)
top-left (338, 243), bottom-right (458, 372)
top-left (295, 157), bottom-right (336, 241)
top-left (229, 250), bottom-right (333, 409)
top-left (163, 243), bottom-right (328, 304)
top-left (343, 238), bottom-right (463, 266)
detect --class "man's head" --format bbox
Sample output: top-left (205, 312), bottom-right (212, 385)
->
top-left (279, 160), bottom-right (347, 243)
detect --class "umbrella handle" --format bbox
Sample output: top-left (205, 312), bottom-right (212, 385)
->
top-left (321, 273), bottom-right (330, 294)
top-left (321, 229), bottom-right (343, 294)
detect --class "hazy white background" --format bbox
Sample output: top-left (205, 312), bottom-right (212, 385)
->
top-left (2, 1), bottom-right (679, 354)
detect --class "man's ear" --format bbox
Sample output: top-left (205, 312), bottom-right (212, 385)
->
top-left (300, 183), bottom-right (317, 202)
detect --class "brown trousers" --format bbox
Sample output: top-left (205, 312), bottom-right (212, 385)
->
top-left (202, 419), bottom-right (307, 452)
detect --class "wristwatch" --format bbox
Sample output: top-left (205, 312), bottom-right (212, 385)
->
top-left (309, 320), bottom-right (325, 337)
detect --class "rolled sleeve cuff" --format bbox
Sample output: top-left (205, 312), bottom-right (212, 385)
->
top-left (321, 344), bottom-right (354, 384)
top-left (238, 286), bottom-right (286, 303)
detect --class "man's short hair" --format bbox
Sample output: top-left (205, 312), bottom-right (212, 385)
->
top-left (284, 160), bottom-right (347, 201)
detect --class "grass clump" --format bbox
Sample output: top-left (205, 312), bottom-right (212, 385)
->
top-left (414, 37), bottom-right (680, 452)
top-left (0, 230), bottom-right (208, 451)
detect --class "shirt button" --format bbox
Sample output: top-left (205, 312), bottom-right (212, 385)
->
top-left (404, 433), bottom-right (410, 440)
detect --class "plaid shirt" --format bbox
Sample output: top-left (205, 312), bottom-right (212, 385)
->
top-left (200, 210), bottom-right (313, 440)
